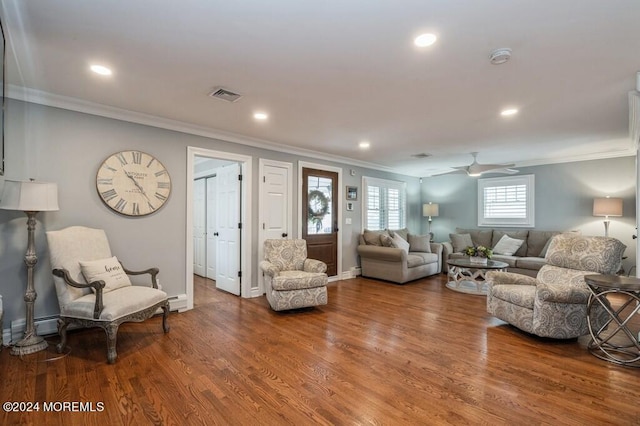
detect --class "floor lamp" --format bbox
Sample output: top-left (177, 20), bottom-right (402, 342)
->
top-left (423, 202), bottom-right (439, 242)
top-left (0, 179), bottom-right (59, 356)
top-left (593, 197), bottom-right (623, 237)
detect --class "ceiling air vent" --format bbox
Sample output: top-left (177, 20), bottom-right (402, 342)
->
top-left (208, 87), bottom-right (242, 103)
top-left (411, 153), bottom-right (432, 159)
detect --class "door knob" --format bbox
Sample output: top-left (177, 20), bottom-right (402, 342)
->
top-left (282, 233), bottom-right (288, 238)
top-left (214, 232), bottom-right (219, 236)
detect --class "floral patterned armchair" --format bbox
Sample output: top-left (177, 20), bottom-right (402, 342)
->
top-left (486, 234), bottom-right (626, 339)
top-left (260, 239), bottom-right (328, 311)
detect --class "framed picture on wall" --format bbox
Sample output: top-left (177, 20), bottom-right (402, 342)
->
top-left (346, 186), bottom-right (357, 200)
top-left (346, 202), bottom-right (354, 211)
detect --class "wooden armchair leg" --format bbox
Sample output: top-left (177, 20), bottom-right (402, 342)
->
top-left (56, 318), bottom-right (69, 353)
top-left (161, 302), bottom-right (170, 333)
top-left (105, 323), bottom-right (119, 364)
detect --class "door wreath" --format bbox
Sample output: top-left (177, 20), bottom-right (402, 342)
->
top-left (308, 190), bottom-right (329, 232)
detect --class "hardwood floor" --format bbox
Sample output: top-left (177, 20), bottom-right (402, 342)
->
top-left (1, 274), bottom-right (638, 425)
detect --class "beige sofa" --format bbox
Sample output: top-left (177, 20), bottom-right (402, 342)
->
top-left (357, 229), bottom-right (443, 284)
top-left (442, 228), bottom-right (564, 277)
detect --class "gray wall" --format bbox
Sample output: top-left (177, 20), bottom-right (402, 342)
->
top-left (422, 157), bottom-right (637, 272)
top-left (0, 99), bottom-right (420, 326)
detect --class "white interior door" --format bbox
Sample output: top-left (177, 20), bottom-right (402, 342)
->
top-left (259, 160), bottom-right (292, 292)
top-left (206, 176), bottom-right (217, 280)
top-left (193, 178), bottom-right (206, 277)
top-left (216, 163), bottom-right (241, 295)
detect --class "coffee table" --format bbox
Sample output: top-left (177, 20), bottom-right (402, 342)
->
top-left (446, 258), bottom-right (509, 295)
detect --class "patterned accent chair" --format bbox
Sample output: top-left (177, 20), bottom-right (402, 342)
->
top-left (46, 226), bottom-right (170, 363)
top-left (486, 234), bottom-right (626, 339)
top-left (260, 239), bottom-right (328, 311)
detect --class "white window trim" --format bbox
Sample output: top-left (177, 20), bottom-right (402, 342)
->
top-left (362, 176), bottom-right (407, 231)
top-left (477, 174), bottom-right (535, 228)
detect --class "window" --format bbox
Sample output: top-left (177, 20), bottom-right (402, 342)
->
top-left (363, 176), bottom-right (406, 230)
top-left (478, 175), bottom-right (534, 227)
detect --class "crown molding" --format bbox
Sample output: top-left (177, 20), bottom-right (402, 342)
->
top-left (6, 84), bottom-right (397, 174)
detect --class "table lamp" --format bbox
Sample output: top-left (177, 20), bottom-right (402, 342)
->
top-left (593, 197), bottom-right (622, 237)
top-left (423, 202), bottom-right (439, 242)
top-left (0, 179), bottom-right (59, 355)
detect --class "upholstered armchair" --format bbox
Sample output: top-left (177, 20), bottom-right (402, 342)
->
top-left (46, 226), bottom-right (170, 363)
top-left (260, 239), bottom-right (328, 311)
top-left (486, 234), bottom-right (625, 339)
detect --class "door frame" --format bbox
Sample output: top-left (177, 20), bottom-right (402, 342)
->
top-left (258, 158), bottom-right (293, 294)
top-left (186, 146), bottom-right (254, 310)
top-left (298, 161), bottom-right (342, 281)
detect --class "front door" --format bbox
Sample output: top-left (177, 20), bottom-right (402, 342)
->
top-left (302, 167), bottom-right (338, 276)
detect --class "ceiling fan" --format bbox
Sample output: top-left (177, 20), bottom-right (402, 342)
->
top-left (437, 152), bottom-right (518, 177)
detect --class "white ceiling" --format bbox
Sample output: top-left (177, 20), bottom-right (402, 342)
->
top-left (3, 0), bottom-right (639, 176)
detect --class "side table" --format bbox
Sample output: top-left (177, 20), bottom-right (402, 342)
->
top-left (585, 274), bottom-right (640, 367)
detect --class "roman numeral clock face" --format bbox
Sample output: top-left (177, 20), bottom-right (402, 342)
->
top-left (96, 150), bottom-right (172, 216)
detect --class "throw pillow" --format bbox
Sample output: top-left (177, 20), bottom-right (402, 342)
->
top-left (493, 235), bottom-right (524, 256)
top-left (389, 228), bottom-right (409, 242)
top-left (391, 233), bottom-right (410, 254)
top-left (450, 233), bottom-right (473, 253)
top-left (380, 233), bottom-right (394, 247)
top-left (408, 234), bottom-right (431, 253)
top-left (79, 256), bottom-right (132, 294)
top-left (363, 229), bottom-right (387, 246)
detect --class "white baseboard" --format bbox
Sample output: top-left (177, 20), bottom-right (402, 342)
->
top-left (169, 294), bottom-right (188, 312)
top-left (2, 294), bottom-right (188, 346)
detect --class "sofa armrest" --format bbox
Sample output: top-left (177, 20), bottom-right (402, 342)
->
top-left (357, 245), bottom-right (407, 262)
top-left (429, 243), bottom-right (443, 272)
top-left (536, 282), bottom-right (590, 304)
top-left (486, 271), bottom-right (538, 286)
top-left (260, 260), bottom-right (280, 278)
top-left (304, 258), bottom-right (327, 273)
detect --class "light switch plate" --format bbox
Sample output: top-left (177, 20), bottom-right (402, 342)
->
top-left (345, 217), bottom-right (352, 225)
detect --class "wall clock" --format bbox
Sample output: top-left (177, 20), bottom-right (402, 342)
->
top-left (96, 150), bottom-right (171, 216)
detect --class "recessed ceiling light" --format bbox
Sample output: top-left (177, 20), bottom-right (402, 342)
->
top-left (90, 64), bottom-right (112, 76)
top-left (414, 33), bottom-right (437, 47)
top-left (359, 141), bottom-right (371, 149)
top-left (500, 108), bottom-right (518, 117)
top-left (253, 112), bottom-right (268, 120)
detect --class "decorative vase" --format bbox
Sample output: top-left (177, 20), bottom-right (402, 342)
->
top-left (470, 256), bottom-right (487, 265)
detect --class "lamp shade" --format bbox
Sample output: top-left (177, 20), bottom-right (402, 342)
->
top-left (0, 180), bottom-right (59, 212)
top-left (593, 197), bottom-right (622, 217)
top-left (422, 203), bottom-right (439, 217)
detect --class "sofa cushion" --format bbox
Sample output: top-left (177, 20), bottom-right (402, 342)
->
top-left (527, 231), bottom-right (560, 257)
top-left (456, 228), bottom-right (493, 248)
top-left (391, 233), bottom-right (410, 254)
top-left (491, 254), bottom-right (518, 268)
top-left (515, 257), bottom-right (546, 272)
top-left (408, 234), bottom-right (431, 253)
top-left (273, 270), bottom-right (328, 290)
top-left (380, 233), bottom-right (394, 247)
top-left (492, 230), bottom-right (529, 257)
top-left (407, 254), bottom-right (427, 268)
top-left (545, 234), bottom-right (626, 275)
top-left (450, 233), bottom-right (473, 253)
top-left (363, 229), bottom-right (389, 246)
top-left (493, 235), bottom-right (525, 256)
top-left (389, 228), bottom-right (409, 241)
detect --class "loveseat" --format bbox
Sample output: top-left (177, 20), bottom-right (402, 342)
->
top-left (442, 228), bottom-right (565, 277)
top-left (357, 228), bottom-right (443, 284)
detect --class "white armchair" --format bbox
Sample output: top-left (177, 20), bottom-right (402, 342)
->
top-left (486, 234), bottom-right (626, 339)
top-left (260, 239), bottom-right (328, 311)
top-left (46, 226), bottom-right (169, 363)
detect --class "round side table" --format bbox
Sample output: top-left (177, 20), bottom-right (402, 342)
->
top-left (585, 274), bottom-right (640, 367)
